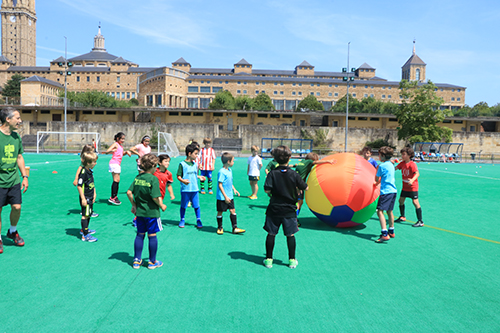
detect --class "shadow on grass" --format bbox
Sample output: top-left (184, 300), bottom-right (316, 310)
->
top-left (247, 204), bottom-right (268, 210)
top-left (66, 209), bottom-right (81, 215)
top-left (228, 251), bottom-right (285, 267)
top-left (109, 252), bottom-right (134, 266)
top-left (297, 217), bottom-right (377, 242)
top-left (65, 228), bottom-right (81, 239)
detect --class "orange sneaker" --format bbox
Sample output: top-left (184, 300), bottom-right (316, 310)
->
top-left (395, 216), bottom-right (406, 222)
top-left (388, 230), bottom-right (395, 238)
top-left (375, 234), bottom-right (390, 243)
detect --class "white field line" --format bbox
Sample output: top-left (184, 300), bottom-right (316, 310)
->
top-left (419, 167), bottom-right (500, 181)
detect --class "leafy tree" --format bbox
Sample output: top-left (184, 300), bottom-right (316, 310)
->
top-left (252, 93), bottom-right (274, 111)
top-left (395, 80), bottom-right (452, 144)
top-left (209, 90), bottom-right (235, 110)
top-left (365, 138), bottom-right (396, 149)
top-left (297, 95), bottom-right (324, 111)
top-left (234, 95), bottom-right (254, 110)
top-left (2, 74), bottom-right (25, 97)
top-left (469, 102), bottom-right (492, 117)
top-left (452, 105), bottom-right (471, 117)
top-left (330, 94), bottom-right (362, 113)
top-left (490, 103), bottom-right (500, 117)
top-left (129, 98), bottom-right (139, 106)
top-left (61, 90), bottom-right (134, 108)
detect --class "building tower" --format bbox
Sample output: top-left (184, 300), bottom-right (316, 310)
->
top-left (1, 0), bottom-right (37, 66)
top-left (92, 24), bottom-right (105, 52)
top-left (401, 40), bottom-right (426, 82)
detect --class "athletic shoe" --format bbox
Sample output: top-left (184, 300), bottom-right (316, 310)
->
top-left (395, 216), bottom-right (406, 222)
top-left (79, 229), bottom-right (96, 235)
top-left (132, 217), bottom-right (137, 227)
top-left (232, 227), bottom-right (246, 234)
top-left (388, 230), bottom-right (395, 238)
top-left (81, 234), bottom-right (98, 242)
top-left (179, 220), bottom-right (185, 228)
top-left (148, 260), bottom-right (163, 270)
top-left (91, 212), bottom-right (99, 218)
top-left (6, 230), bottom-right (24, 246)
top-left (0, 239), bottom-right (3, 254)
top-left (412, 221), bottom-right (424, 227)
top-left (108, 197), bottom-right (121, 205)
top-left (249, 195), bottom-right (258, 200)
top-left (217, 228), bottom-right (224, 235)
top-left (263, 258), bottom-right (273, 268)
top-left (133, 259), bottom-right (142, 269)
top-left (375, 234), bottom-right (390, 243)
top-left (200, 190), bottom-right (206, 194)
top-left (208, 190), bottom-right (213, 195)
top-left (289, 259), bottom-right (299, 269)
top-left (187, 202), bottom-right (192, 207)
top-left (196, 220), bottom-right (203, 229)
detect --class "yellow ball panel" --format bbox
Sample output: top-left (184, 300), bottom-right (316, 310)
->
top-left (305, 168), bottom-right (334, 216)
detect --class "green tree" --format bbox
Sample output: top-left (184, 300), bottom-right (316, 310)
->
top-left (129, 98), bottom-right (139, 106)
top-left (452, 105), bottom-right (471, 117)
top-left (490, 103), bottom-right (500, 117)
top-left (330, 94), bottom-right (362, 113)
top-left (469, 102), bottom-right (492, 117)
top-left (234, 95), bottom-right (254, 110)
top-left (2, 74), bottom-right (25, 97)
top-left (209, 90), bottom-right (235, 110)
top-left (395, 80), bottom-right (452, 144)
top-left (252, 93), bottom-right (274, 111)
top-left (61, 90), bottom-right (134, 108)
top-left (297, 95), bottom-right (324, 111)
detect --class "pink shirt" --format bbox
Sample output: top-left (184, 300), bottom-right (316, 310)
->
top-left (110, 143), bottom-right (123, 165)
top-left (135, 143), bottom-right (151, 166)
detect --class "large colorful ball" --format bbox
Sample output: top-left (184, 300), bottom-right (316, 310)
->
top-left (305, 153), bottom-right (380, 228)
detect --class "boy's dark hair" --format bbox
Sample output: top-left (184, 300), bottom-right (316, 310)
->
top-left (361, 146), bottom-right (372, 153)
top-left (81, 151), bottom-right (98, 166)
top-left (378, 146), bottom-right (394, 159)
top-left (140, 153), bottom-right (159, 171)
top-left (305, 152), bottom-right (319, 161)
top-left (221, 152), bottom-right (234, 164)
top-left (0, 107), bottom-right (18, 123)
top-left (203, 137), bottom-right (212, 145)
top-left (158, 154), bottom-right (170, 163)
top-left (80, 144), bottom-right (94, 155)
top-left (190, 140), bottom-right (200, 148)
top-left (185, 143), bottom-right (200, 156)
top-left (273, 145), bottom-right (292, 164)
top-left (114, 132), bottom-right (125, 141)
top-left (400, 147), bottom-right (415, 158)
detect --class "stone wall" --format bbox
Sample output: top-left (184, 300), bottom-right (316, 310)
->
top-left (23, 121), bottom-right (500, 155)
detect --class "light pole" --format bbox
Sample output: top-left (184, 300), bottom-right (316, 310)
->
top-left (342, 42), bottom-right (355, 152)
top-left (64, 36), bottom-right (67, 150)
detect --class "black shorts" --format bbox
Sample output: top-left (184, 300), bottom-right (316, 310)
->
top-left (400, 191), bottom-right (418, 199)
top-left (217, 199), bottom-right (235, 212)
top-left (0, 183), bottom-right (22, 207)
top-left (248, 176), bottom-right (260, 182)
top-left (80, 197), bottom-right (94, 217)
top-left (263, 215), bottom-right (299, 237)
top-left (377, 193), bottom-right (397, 211)
top-left (298, 190), bottom-right (305, 201)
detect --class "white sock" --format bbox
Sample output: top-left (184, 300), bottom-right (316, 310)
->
top-left (9, 226), bottom-right (17, 233)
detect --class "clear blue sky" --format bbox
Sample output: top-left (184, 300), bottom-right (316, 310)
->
top-left (32, 0), bottom-right (500, 107)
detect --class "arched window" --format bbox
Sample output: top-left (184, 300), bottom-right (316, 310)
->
top-left (416, 68), bottom-right (420, 81)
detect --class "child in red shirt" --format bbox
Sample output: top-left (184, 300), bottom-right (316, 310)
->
top-left (154, 155), bottom-right (175, 201)
top-left (395, 147), bottom-right (423, 227)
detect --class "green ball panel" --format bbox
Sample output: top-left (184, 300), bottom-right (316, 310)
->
top-left (351, 200), bottom-right (377, 224)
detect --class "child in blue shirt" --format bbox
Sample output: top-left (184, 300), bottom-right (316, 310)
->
top-left (374, 146), bottom-right (398, 243)
top-left (216, 152), bottom-right (245, 235)
top-left (177, 143), bottom-right (205, 228)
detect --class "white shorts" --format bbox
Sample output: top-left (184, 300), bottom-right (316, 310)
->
top-left (109, 163), bottom-right (121, 174)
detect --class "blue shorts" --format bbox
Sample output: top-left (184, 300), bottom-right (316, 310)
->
top-left (200, 170), bottom-right (212, 179)
top-left (136, 216), bottom-right (163, 234)
top-left (181, 191), bottom-right (200, 209)
top-left (377, 193), bottom-right (397, 211)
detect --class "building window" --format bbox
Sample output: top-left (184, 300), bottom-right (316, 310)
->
top-left (280, 91), bottom-right (284, 95)
top-left (370, 94), bottom-right (374, 98)
top-left (256, 90), bottom-right (259, 94)
top-left (188, 98), bottom-right (198, 108)
top-left (76, 76), bottom-right (80, 82)
top-left (96, 76), bottom-right (100, 82)
top-left (273, 91), bottom-right (278, 95)
top-left (117, 77), bottom-right (120, 82)
top-left (364, 94), bottom-right (368, 97)
top-left (451, 97), bottom-right (455, 101)
top-left (292, 92), bottom-right (296, 95)
top-left (87, 76), bottom-right (90, 82)
top-left (382, 95), bottom-right (386, 98)
top-left (213, 87), bottom-right (222, 93)
top-left (237, 90), bottom-right (241, 94)
top-left (334, 93), bottom-right (339, 97)
top-left (352, 93), bottom-right (356, 97)
top-left (169, 112), bottom-right (179, 116)
top-left (316, 92), bottom-right (320, 96)
top-left (132, 92), bottom-right (135, 98)
top-left (200, 87), bottom-right (210, 93)
top-left (122, 92), bottom-right (125, 99)
top-left (298, 92), bottom-right (302, 96)
top-left (237, 113), bottom-right (248, 117)
top-left (188, 86), bottom-right (199, 93)
top-left (457, 98), bottom-right (461, 101)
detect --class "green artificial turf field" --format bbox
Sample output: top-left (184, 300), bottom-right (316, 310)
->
top-left (1, 153), bottom-right (499, 332)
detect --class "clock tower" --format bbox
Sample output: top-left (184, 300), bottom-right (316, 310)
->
top-left (1, 0), bottom-right (36, 66)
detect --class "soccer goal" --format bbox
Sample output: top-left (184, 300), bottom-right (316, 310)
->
top-left (157, 132), bottom-right (180, 157)
top-left (36, 131), bottom-right (101, 154)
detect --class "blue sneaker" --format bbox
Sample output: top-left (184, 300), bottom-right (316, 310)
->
top-left (148, 260), bottom-right (163, 270)
top-left (196, 220), bottom-right (203, 229)
top-left (133, 259), bottom-right (142, 269)
top-left (80, 229), bottom-right (96, 235)
top-left (132, 217), bottom-right (137, 227)
top-left (179, 220), bottom-right (185, 228)
top-left (81, 234), bottom-right (97, 242)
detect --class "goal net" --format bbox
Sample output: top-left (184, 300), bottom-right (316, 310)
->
top-left (158, 132), bottom-right (179, 157)
top-left (36, 131), bottom-right (101, 154)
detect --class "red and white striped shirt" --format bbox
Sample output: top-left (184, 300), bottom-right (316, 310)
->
top-left (199, 147), bottom-right (216, 170)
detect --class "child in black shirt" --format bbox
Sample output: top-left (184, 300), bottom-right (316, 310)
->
top-left (77, 151), bottom-right (98, 242)
top-left (263, 145), bottom-right (308, 269)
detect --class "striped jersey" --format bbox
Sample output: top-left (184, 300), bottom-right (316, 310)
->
top-left (199, 147), bottom-right (216, 171)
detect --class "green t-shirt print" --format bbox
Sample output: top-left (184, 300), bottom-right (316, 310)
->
top-left (0, 131), bottom-right (23, 188)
